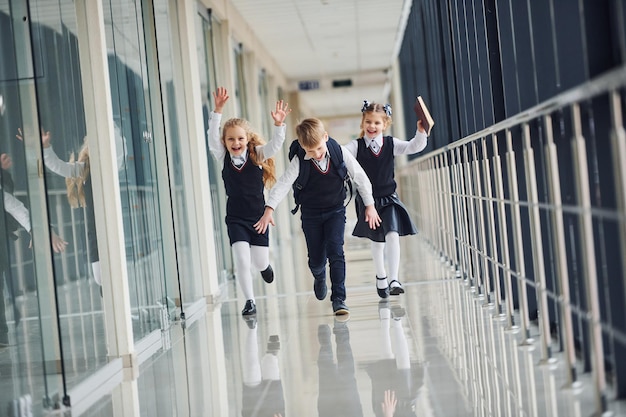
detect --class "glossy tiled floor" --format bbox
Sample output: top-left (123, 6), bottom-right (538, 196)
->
top-left (1, 210), bottom-right (622, 416)
top-left (61, 219), bottom-right (626, 417)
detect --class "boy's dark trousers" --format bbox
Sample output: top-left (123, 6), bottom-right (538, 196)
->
top-left (301, 206), bottom-right (346, 302)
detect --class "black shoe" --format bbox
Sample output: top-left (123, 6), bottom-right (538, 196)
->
top-left (389, 280), bottom-right (405, 295)
top-left (267, 335), bottom-right (280, 354)
top-left (332, 299), bottom-right (349, 315)
top-left (314, 278), bottom-right (327, 300)
top-left (376, 276), bottom-right (390, 298)
top-left (261, 265), bottom-right (274, 283)
top-left (242, 315), bottom-right (257, 329)
top-left (241, 299), bottom-right (256, 316)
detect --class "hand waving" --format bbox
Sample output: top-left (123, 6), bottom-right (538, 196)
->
top-left (16, 128), bottom-right (51, 148)
top-left (271, 100), bottom-right (291, 126)
top-left (212, 87), bottom-right (229, 113)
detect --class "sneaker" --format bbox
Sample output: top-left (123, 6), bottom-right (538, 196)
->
top-left (314, 278), bottom-right (327, 300)
top-left (241, 299), bottom-right (256, 316)
top-left (332, 299), bottom-right (349, 315)
top-left (260, 265), bottom-right (274, 283)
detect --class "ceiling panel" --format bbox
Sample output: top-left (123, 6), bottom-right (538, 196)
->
top-left (229, 0), bottom-right (411, 118)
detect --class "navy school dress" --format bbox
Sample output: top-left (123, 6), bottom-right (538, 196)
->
top-left (352, 136), bottom-right (417, 242)
top-left (222, 154), bottom-right (269, 246)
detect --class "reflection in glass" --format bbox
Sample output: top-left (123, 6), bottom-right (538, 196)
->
top-left (317, 320), bottom-right (363, 415)
top-left (241, 316), bottom-right (285, 416)
top-left (104, 0), bottom-right (167, 340)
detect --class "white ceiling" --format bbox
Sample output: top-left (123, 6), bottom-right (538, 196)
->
top-left (229, 0), bottom-right (412, 118)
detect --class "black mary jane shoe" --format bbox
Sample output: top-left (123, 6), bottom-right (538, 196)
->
top-left (389, 280), bottom-right (405, 295)
top-left (376, 276), bottom-right (390, 298)
top-left (260, 265), bottom-right (274, 283)
top-left (241, 299), bottom-right (257, 316)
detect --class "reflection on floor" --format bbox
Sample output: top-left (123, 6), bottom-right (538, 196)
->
top-left (61, 232), bottom-right (626, 416)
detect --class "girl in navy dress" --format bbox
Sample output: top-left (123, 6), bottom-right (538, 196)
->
top-left (207, 87), bottom-right (291, 316)
top-left (344, 101), bottom-right (428, 298)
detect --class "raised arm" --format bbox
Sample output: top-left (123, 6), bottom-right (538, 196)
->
top-left (257, 100), bottom-right (291, 160)
top-left (207, 87), bottom-right (229, 161)
top-left (393, 120), bottom-right (428, 155)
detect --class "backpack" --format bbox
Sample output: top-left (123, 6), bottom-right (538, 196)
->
top-left (288, 138), bottom-right (353, 214)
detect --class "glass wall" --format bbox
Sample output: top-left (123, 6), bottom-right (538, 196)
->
top-left (150, 0), bottom-right (203, 314)
top-left (196, 8), bottom-right (231, 285)
top-left (0, 0), bottom-right (209, 412)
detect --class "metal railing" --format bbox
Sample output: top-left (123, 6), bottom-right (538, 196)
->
top-left (398, 65), bottom-right (626, 415)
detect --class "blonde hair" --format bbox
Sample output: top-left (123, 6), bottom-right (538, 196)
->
top-left (296, 118), bottom-right (326, 148)
top-left (66, 139), bottom-right (90, 208)
top-left (221, 118), bottom-right (277, 188)
top-left (359, 102), bottom-right (392, 138)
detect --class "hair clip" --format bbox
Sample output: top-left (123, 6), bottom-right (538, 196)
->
top-left (383, 104), bottom-right (392, 116)
top-left (361, 100), bottom-right (370, 112)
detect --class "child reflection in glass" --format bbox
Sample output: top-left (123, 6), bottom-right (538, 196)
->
top-left (18, 126), bottom-right (126, 293)
top-left (240, 317), bottom-right (285, 417)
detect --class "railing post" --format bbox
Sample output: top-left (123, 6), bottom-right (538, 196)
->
top-left (472, 140), bottom-right (492, 305)
top-left (482, 136), bottom-right (504, 317)
top-left (521, 122), bottom-right (553, 363)
top-left (492, 134), bottom-right (517, 329)
top-left (570, 102), bottom-right (607, 414)
top-left (543, 113), bottom-right (578, 387)
top-left (505, 129), bottom-right (533, 344)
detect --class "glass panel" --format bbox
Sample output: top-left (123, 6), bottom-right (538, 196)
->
top-left (196, 11), bottom-right (231, 284)
top-left (233, 43), bottom-right (247, 119)
top-left (151, 0), bottom-right (203, 310)
top-left (0, 0), bottom-right (68, 411)
top-left (103, 0), bottom-right (167, 341)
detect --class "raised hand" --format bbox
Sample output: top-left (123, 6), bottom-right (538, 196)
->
top-left (212, 87), bottom-right (229, 113)
top-left (271, 100), bottom-right (291, 126)
top-left (16, 128), bottom-right (51, 148)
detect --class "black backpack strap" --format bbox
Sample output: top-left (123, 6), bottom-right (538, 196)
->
top-left (327, 138), bottom-right (353, 207)
top-left (289, 140), bottom-right (308, 214)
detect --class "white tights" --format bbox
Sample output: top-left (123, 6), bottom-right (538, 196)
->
top-left (371, 231), bottom-right (400, 288)
top-left (232, 241), bottom-right (270, 301)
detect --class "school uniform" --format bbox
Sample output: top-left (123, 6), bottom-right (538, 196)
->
top-left (208, 111), bottom-right (286, 246)
top-left (265, 140), bottom-right (374, 304)
top-left (344, 132), bottom-right (427, 242)
top-left (222, 151), bottom-right (269, 246)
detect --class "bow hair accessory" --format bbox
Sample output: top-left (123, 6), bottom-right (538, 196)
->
top-left (383, 104), bottom-right (392, 116)
top-left (361, 100), bottom-right (371, 112)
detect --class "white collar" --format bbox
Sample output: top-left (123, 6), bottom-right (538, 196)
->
top-left (364, 134), bottom-right (383, 148)
top-left (230, 149), bottom-right (248, 163)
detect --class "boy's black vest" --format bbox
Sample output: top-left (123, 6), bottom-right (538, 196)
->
top-left (288, 138), bottom-right (352, 214)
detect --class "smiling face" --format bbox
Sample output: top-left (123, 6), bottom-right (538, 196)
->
top-left (361, 111), bottom-right (388, 139)
top-left (223, 125), bottom-right (249, 156)
top-left (301, 134), bottom-right (329, 161)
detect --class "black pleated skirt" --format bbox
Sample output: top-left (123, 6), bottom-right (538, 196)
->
top-left (352, 193), bottom-right (417, 242)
